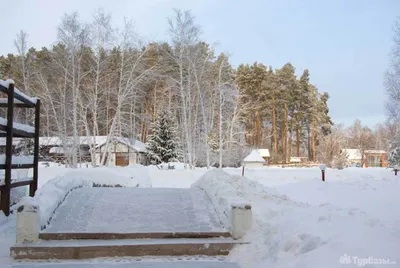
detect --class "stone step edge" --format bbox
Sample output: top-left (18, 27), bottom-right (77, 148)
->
top-left (39, 231), bottom-right (232, 240)
top-left (10, 238), bottom-right (243, 260)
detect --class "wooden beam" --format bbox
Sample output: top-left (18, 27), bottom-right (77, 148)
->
top-left (0, 84), bottom-right (36, 106)
top-left (0, 164), bottom-right (35, 169)
top-left (0, 179), bottom-right (33, 191)
top-left (0, 125), bottom-right (35, 138)
top-left (30, 99), bottom-right (40, 197)
top-left (0, 101), bottom-right (35, 108)
top-left (0, 83), bottom-right (14, 216)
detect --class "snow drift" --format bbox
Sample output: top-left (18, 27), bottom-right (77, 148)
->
top-left (31, 166), bottom-right (151, 228)
top-left (193, 169), bottom-right (400, 268)
top-left (193, 169), bottom-right (251, 232)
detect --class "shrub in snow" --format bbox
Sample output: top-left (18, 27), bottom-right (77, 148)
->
top-left (146, 111), bottom-right (179, 164)
top-left (331, 150), bottom-right (349, 169)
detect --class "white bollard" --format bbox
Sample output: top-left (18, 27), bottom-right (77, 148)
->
top-left (16, 197), bottom-right (40, 244)
top-left (231, 203), bottom-right (252, 240)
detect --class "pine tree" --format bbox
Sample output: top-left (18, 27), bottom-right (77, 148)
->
top-left (146, 111), bottom-right (179, 164)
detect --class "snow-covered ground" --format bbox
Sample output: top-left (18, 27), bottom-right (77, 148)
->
top-left (1, 165), bottom-right (399, 267)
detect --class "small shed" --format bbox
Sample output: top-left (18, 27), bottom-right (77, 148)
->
top-left (94, 137), bottom-right (147, 166)
top-left (257, 149), bottom-right (270, 164)
top-left (243, 150), bottom-right (266, 168)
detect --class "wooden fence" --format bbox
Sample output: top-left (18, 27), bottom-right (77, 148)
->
top-left (0, 80), bottom-right (40, 216)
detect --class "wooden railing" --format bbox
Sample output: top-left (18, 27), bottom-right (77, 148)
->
top-left (0, 80), bottom-right (40, 216)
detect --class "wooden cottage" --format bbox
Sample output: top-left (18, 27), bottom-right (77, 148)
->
top-left (94, 137), bottom-right (147, 166)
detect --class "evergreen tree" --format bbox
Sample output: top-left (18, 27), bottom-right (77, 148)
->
top-left (388, 131), bottom-right (400, 167)
top-left (146, 111), bottom-right (179, 164)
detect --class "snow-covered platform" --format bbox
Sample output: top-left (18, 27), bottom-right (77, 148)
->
top-left (12, 261), bottom-right (241, 268)
top-left (11, 187), bottom-right (242, 264)
top-left (42, 188), bottom-right (227, 235)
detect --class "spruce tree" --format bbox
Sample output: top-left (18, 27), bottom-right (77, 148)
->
top-left (388, 131), bottom-right (400, 168)
top-left (146, 111), bottom-right (179, 164)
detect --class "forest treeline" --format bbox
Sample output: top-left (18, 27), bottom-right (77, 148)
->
top-left (0, 9), bottom-right (333, 167)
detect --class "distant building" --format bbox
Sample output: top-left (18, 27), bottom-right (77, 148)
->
top-left (257, 149), bottom-right (270, 164)
top-left (341, 148), bottom-right (387, 168)
top-left (0, 136), bottom-right (148, 165)
top-left (342, 149), bottom-right (363, 167)
top-left (289, 157), bottom-right (301, 164)
top-left (364, 150), bottom-right (387, 168)
top-left (243, 150), bottom-right (266, 168)
top-left (94, 137), bottom-right (147, 166)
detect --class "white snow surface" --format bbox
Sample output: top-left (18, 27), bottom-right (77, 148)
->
top-left (0, 155), bottom-right (33, 165)
top-left (193, 170), bottom-right (251, 232)
top-left (0, 166), bottom-right (399, 267)
top-left (33, 166), bottom-right (151, 228)
top-left (211, 168), bottom-right (400, 268)
top-left (0, 117), bottom-right (35, 133)
top-left (43, 187), bottom-right (225, 234)
top-left (243, 150), bottom-right (265, 163)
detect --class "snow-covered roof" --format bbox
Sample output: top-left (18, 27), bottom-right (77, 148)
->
top-left (257, 149), bottom-right (270, 158)
top-left (116, 137), bottom-right (147, 152)
top-left (0, 154), bottom-right (33, 165)
top-left (0, 117), bottom-right (35, 133)
top-left (49, 146), bottom-right (67, 154)
top-left (365, 150), bottom-right (386, 154)
top-left (342, 149), bottom-right (387, 160)
top-left (39, 136), bottom-right (108, 146)
top-left (342, 149), bottom-right (362, 160)
top-left (244, 150), bottom-right (266, 163)
top-left (96, 137), bottom-right (147, 153)
top-left (290, 157), bottom-right (301, 163)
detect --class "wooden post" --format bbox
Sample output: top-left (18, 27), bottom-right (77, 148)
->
top-left (242, 166), bottom-right (245, 176)
top-left (30, 99), bottom-right (40, 197)
top-left (1, 83), bottom-right (15, 216)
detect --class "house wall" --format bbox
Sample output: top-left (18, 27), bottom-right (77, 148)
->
top-left (95, 141), bottom-right (144, 166)
top-left (365, 153), bottom-right (387, 168)
top-left (349, 159), bottom-right (362, 167)
top-left (244, 162), bottom-right (264, 168)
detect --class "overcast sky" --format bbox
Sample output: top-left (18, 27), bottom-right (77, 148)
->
top-left (1, 0), bottom-right (399, 127)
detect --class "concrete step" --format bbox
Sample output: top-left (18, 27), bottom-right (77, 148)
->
top-left (11, 260), bottom-right (242, 268)
top-left (39, 232), bottom-right (232, 240)
top-left (11, 238), bottom-right (237, 260)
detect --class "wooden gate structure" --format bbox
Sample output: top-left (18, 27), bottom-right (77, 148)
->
top-left (0, 80), bottom-right (40, 216)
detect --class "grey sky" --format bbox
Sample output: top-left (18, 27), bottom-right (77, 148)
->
top-left (1, 0), bottom-right (398, 127)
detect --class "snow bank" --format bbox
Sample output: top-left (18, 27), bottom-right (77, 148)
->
top-left (219, 169), bottom-right (400, 268)
top-left (190, 168), bottom-right (400, 267)
top-left (0, 155), bottom-right (33, 165)
top-left (0, 212), bottom-right (6, 226)
top-left (0, 117), bottom-right (35, 133)
top-left (32, 166), bottom-right (151, 228)
top-left (192, 169), bottom-right (251, 231)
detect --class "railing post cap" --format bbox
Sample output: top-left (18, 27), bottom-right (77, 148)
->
top-left (16, 197), bottom-right (38, 213)
top-left (5, 79), bottom-right (15, 85)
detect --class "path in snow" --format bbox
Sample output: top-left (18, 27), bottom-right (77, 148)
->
top-left (43, 188), bottom-right (225, 233)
